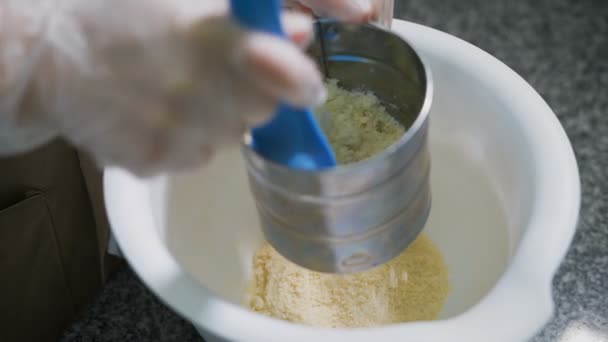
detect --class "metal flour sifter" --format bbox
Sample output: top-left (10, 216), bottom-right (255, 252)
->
top-left (242, 17), bottom-right (432, 274)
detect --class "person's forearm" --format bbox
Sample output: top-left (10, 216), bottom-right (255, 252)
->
top-left (0, 0), bottom-right (189, 157)
top-left (0, 0), bottom-right (60, 155)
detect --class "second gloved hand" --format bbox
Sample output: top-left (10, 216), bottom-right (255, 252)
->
top-left (11, 0), bottom-right (375, 176)
top-left (27, 0), bottom-right (324, 176)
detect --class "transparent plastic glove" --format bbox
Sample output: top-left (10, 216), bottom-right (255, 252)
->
top-left (285, 0), bottom-right (378, 23)
top-left (0, 0), bottom-right (374, 176)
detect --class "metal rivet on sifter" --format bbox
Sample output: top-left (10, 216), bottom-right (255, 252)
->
top-left (341, 252), bottom-right (373, 269)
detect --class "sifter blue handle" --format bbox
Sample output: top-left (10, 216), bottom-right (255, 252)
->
top-left (230, 0), bottom-right (337, 170)
top-left (230, 0), bottom-right (284, 35)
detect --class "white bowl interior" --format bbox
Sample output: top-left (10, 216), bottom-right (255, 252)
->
top-left (157, 45), bottom-right (538, 318)
top-left (104, 21), bottom-right (581, 342)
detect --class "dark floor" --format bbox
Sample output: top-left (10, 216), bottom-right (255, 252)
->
top-left (63, 0), bottom-right (608, 341)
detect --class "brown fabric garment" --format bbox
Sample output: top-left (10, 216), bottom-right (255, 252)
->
top-left (0, 139), bottom-right (111, 342)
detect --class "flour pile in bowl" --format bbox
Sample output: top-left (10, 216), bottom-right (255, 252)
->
top-left (245, 80), bottom-right (449, 328)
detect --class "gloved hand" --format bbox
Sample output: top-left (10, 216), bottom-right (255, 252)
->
top-left (0, 0), bottom-right (375, 176)
top-left (285, 0), bottom-right (375, 22)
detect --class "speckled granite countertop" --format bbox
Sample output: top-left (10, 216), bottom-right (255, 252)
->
top-left (62, 0), bottom-right (608, 341)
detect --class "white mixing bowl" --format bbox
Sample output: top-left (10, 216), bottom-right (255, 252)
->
top-left (104, 20), bottom-right (580, 342)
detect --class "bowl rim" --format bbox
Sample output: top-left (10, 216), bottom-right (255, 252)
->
top-left (103, 19), bottom-right (580, 342)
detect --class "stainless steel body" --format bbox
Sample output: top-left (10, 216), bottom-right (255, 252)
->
top-left (242, 20), bottom-right (433, 273)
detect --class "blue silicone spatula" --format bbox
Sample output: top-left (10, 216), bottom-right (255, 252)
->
top-left (230, 0), bottom-right (337, 170)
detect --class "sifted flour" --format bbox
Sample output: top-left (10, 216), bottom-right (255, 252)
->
top-left (316, 79), bottom-right (406, 164)
top-left (245, 80), bottom-right (449, 328)
top-left (246, 235), bottom-right (449, 328)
